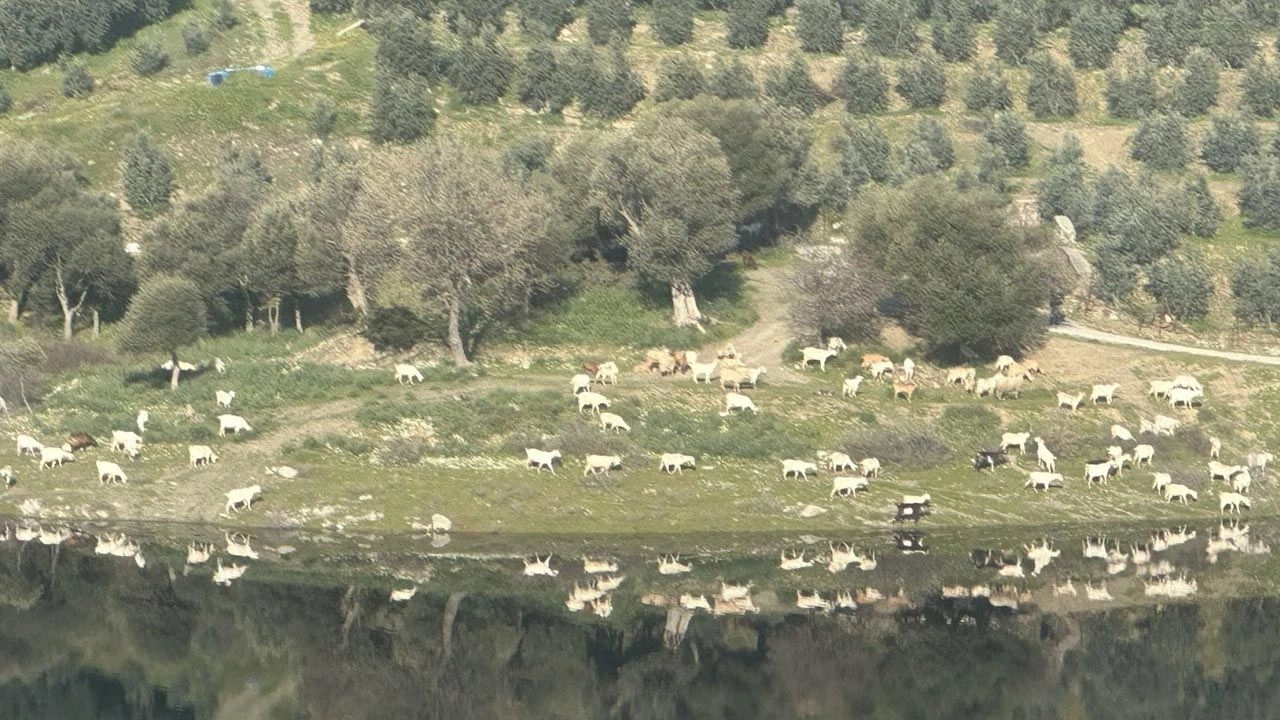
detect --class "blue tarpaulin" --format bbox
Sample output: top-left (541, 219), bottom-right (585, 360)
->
top-left (207, 65), bottom-right (276, 86)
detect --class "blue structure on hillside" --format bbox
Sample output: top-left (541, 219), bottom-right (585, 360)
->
top-left (207, 65), bottom-right (276, 86)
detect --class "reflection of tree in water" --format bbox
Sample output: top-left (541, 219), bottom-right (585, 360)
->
top-left (10, 550), bottom-right (1280, 718)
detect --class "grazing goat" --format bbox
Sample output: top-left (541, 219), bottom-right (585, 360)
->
top-left (595, 361), bottom-right (619, 385)
top-left (599, 412), bottom-right (631, 433)
top-left (782, 459), bottom-right (818, 479)
top-left (1153, 415), bottom-right (1180, 436)
top-left (584, 455), bottom-right (622, 476)
top-left (830, 476), bottom-right (869, 497)
top-left (1210, 437), bottom-right (1221, 460)
top-left (110, 430), bottom-right (143, 454)
top-left (1220, 492), bottom-right (1251, 515)
top-left (860, 353), bottom-right (890, 369)
top-left (1209, 461), bottom-right (1244, 483)
top-left (1148, 380), bottom-right (1174, 398)
top-left (658, 453), bottom-right (696, 474)
top-left (1025, 472), bottom-right (1063, 491)
top-left (1163, 483), bottom-right (1198, 504)
top-left (394, 363), bottom-right (424, 384)
top-left (216, 389), bottom-right (236, 409)
top-left (993, 374), bottom-right (1024, 399)
top-left (894, 502), bottom-right (929, 523)
top-left (1084, 459), bottom-right (1117, 485)
top-left (801, 347), bottom-right (839, 371)
top-left (95, 460), bottom-right (127, 485)
top-left (869, 360), bottom-right (895, 380)
top-left (16, 434), bottom-right (43, 456)
top-left (571, 374), bottom-right (592, 394)
top-left (973, 449), bottom-right (1007, 471)
top-left (946, 367), bottom-right (976, 390)
top-left (1111, 424), bottom-right (1134, 442)
top-left (825, 452), bottom-right (856, 472)
top-left (796, 590), bottom-right (832, 611)
top-left (690, 361), bottom-right (718, 383)
top-left (720, 365), bottom-right (766, 391)
top-left (1168, 387), bottom-right (1201, 408)
top-left (67, 433), bottom-right (97, 451)
top-left (525, 448), bottom-right (561, 473)
top-left (1152, 472), bottom-right (1173, 493)
top-left (900, 358), bottom-right (916, 382)
top-left (859, 457), bottom-right (881, 478)
top-left (724, 392), bottom-right (758, 414)
top-left (779, 549), bottom-right (813, 570)
top-left (582, 557), bottom-right (618, 574)
top-left (994, 355), bottom-right (1015, 372)
top-left (1231, 468), bottom-right (1253, 494)
top-left (1248, 451), bottom-right (1274, 472)
top-left (39, 446), bottom-right (75, 469)
top-left (212, 560), bottom-right (247, 587)
top-left (657, 554), bottom-right (692, 575)
top-left (225, 532), bottom-right (260, 559)
top-left (188, 445), bottom-right (218, 467)
top-left (576, 391), bottom-right (610, 415)
top-left (217, 414), bottom-right (253, 435)
top-left (1057, 391), bottom-right (1084, 411)
top-left (826, 337), bottom-right (848, 352)
top-left (1133, 444), bottom-right (1155, 466)
top-left (892, 380), bottom-right (917, 401)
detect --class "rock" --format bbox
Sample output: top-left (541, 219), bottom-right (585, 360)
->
top-left (798, 504), bottom-right (827, 518)
top-left (275, 545), bottom-right (297, 556)
top-left (1053, 216), bottom-right (1076, 244)
top-left (431, 513), bottom-right (452, 532)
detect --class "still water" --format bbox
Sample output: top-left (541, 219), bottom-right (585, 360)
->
top-left (1, 518), bottom-right (1278, 719)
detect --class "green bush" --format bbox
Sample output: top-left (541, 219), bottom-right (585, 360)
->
top-left (931, 2), bottom-right (975, 62)
top-left (909, 116), bottom-right (955, 170)
top-left (1201, 113), bottom-right (1261, 173)
top-left (654, 55), bottom-right (706, 102)
top-left (983, 113), bottom-right (1030, 169)
top-left (1147, 255), bottom-right (1214, 320)
top-left (652, 0), bottom-right (696, 45)
top-left (797, 0), bottom-right (845, 53)
top-left (369, 70), bottom-right (436, 144)
top-left (586, 0), bottom-right (635, 45)
top-left (448, 31), bottom-right (516, 105)
top-left (1239, 155), bottom-right (1280, 230)
top-left (311, 98), bottom-right (338, 139)
top-left (131, 40), bottom-right (169, 77)
top-left (1170, 48), bottom-right (1221, 117)
top-left (1129, 113), bottom-right (1189, 171)
top-left (517, 0), bottom-right (573, 40)
top-left (1025, 53), bottom-right (1077, 119)
top-left (212, 0), bottom-right (238, 30)
top-left (708, 58), bottom-right (758, 99)
top-left (1183, 175), bottom-right (1223, 238)
top-left (123, 132), bottom-right (175, 213)
top-left (764, 54), bottom-right (828, 115)
top-left (61, 61), bottom-right (95, 99)
top-left (182, 22), bottom-right (211, 56)
top-left (1201, 3), bottom-right (1256, 69)
top-left (363, 306), bottom-right (429, 351)
top-left (518, 45), bottom-right (573, 113)
top-left (840, 427), bottom-right (951, 470)
top-left (726, 0), bottom-right (771, 49)
top-left (1144, 1), bottom-right (1198, 67)
top-left (1067, 2), bottom-right (1123, 70)
top-left (1037, 135), bottom-right (1093, 230)
top-left (993, 0), bottom-right (1040, 65)
top-left (863, 0), bottom-right (918, 56)
top-left (963, 64), bottom-right (1013, 112)
top-left (1241, 57), bottom-right (1280, 118)
top-left (0, 80), bottom-right (10, 115)
top-left (894, 49), bottom-right (947, 109)
top-left (1105, 55), bottom-right (1158, 119)
top-left (836, 51), bottom-right (889, 115)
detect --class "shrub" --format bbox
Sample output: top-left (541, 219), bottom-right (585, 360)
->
top-left (984, 113), bottom-right (1030, 169)
top-left (369, 70), bottom-right (436, 144)
top-left (840, 427), bottom-right (951, 470)
top-left (1239, 155), bottom-right (1280, 229)
top-left (131, 40), bottom-right (169, 77)
top-left (123, 132), bottom-right (175, 213)
top-left (834, 120), bottom-right (895, 193)
top-left (443, 0), bottom-right (511, 36)
top-left (708, 58), bottom-right (758, 99)
top-left (312, 98), bottom-right (338, 139)
top-left (448, 31), bottom-right (516, 105)
top-left (517, 0), bottom-right (573, 40)
top-left (1147, 255), bottom-right (1214, 320)
top-left (1144, 1), bottom-right (1198, 67)
top-left (1201, 3), bottom-right (1257, 69)
top-left (993, 0), bottom-right (1040, 65)
top-left (0, 80), bottom-right (9, 115)
top-left (61, 61), bottom-right (95, 98)
top-left (517, 45), bottom-right (573, 113)
top-left (963, 64), bottom-right (1013, 112)
top-left (652, 0), bottom-right (696, 45)
top-left (1241, 57), bottom-right (1280, 118)
top-left (836, 51), bottom-right (889, 115)
top-left (1201, 113), bottom-right (1261, 173)
top-left (726, 0), bottom-right (771, 49)
top-left (1183, 175), bottom-right (1223, 238)
top-left (931, 2), bottom-right (975, 62)
top-left (895, 48), bottom-right (947, 109)
top-left (909, 117), bottom-right (955, 170)
top-left (1037, 135), bottom-right (1092, 230)
top-left (1129, 113), bottom-right (1189, 171)
top-left (1170, 48), bottom-right (1221, 117)
top-left (586, 0), bottom-right (634, 45)
top-left (796, 0), bottom-right (845, 53)
top-left (1105, 54), bottom-right (1158, 119)
top-left (863, 0), bottom-right (918, 56)
top-left (764, 54), bottom-right (828, 115)
top-left (1232, 252), bottom-right (1280, 324)
top-left (181, 22), bottom-right (211, 56)
top-left (1067, 2), bottom-right (1123, 70)
top-left (654, 55), bottom-right (706, 102)
top-left (1090, 238), bottom-right (1139, 303)
top-left (575, 45), bottom-right (646, 119)
top-left (1025, 53), bottom-right (1077, 119)
top-left (371, 12), bottom-right (440, 81)
top-left (212, 0), bottom-right (239, 29)
top-left (363, 306), bottom-right (429, 351)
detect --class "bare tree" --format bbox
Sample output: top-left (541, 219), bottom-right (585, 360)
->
top-left (788, 246), bottom-right (886, 344)
top-left (378, 137), bottom-right (550, 366)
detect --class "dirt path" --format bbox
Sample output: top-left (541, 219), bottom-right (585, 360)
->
top-left (1049, 322), bottom-right (1280, 366)
top-left (711, 264), bottom-right (804, 384)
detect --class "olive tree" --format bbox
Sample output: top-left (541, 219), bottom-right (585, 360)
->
top-left (590, 117), bottom-right (740, 328)
top-left (116, 275), bottom-right (208, 391)
top-left (789, 246), bottom-right (886, 342)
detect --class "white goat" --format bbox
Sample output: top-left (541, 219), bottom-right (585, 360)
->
top-left (188, 445), bottom-right (218, 467)
top-left (571, 374), bottom-right (592, 394)
top-left (1133, 444), bottom-right (1155, 466)
top-left (212, 560), bottom-right (247, 586)
top-left (724, 392), bottom-right (758, 414)
top-left (217, 414), bottom-right (253, 435)
top-left (801, 347), bottom-right (839, 371)
top-left (1057, 391), bottom-right (1084, 411)
top-left (582, 556), bottom-right (618, 574)
top-left (225, 531), bottom-right (260, 559)
top-left (186, 542), bottom-right (214, 565)
top-left (136, 410), bottom-right (149, 434)
top-left (779, 549), bottom-right (813, 570)
top-left (1163, 483), bottom-right (1199, 504)
top-left (1210, 437), bottom-right (1221, 460)
top-left (599, 412), bottom-right (631, 433)
top-left (1148, 380), bottom-right (1174, 398)
top-left (657, 554), bottom-right (692, 575)
top-left (1220, 492), bottom-right (1251, 515)
top-left (395, 363), bottom-right (424, 384)
top-left (690, 361), bottom-right (718, 383)
top-left (584, 454), bottom-right (622, 476)
top-left (1248, 451), bottom-right (1274, 471)
top-left (825, 452), bottom-right (856, 472)
top-left (576, 391), bottom-right (610, 414)
top-left (95, 460), bottom-right (127, 485)
top-left (1168, 387), bottom-right (1201, 408)
top-left (1090, 383), bottom-right (1119, 404)
top-left (842, 375), bottom-right (864, 398)
top-left (1024, 472), bottom-right (1063, 491)
top-left (900, 358), bottom-right (916, 381)
top-left (1000, 431), bottom-right (1031, 454)
top-left (523, 554), bottom-right (558, 577)
top-left (525, 448), bottom-right (561, 473)
top-left (830, 476), bottom-right (869, 497)
top-left (658, 453), bottom-right (696, 474)
top-left (782, 459), bottom-right (818, 479)
top-left (868, 360), bottom-right (895, 380)
top-left (16, 434), bottom-right (43, 456)
top-left (225, 485), bottom-right (262, 513)
top-left (859, 457), bottom-right (881, 478)
top-left (1152, 472), bottom-right (1173, 493)
top-left (947, 367), bottom-right (977, 390)
top-left (216, 390), bottom-right (236, 409)
top-left (1034, 437), bottom-right (1056, 472)
top-left (39, 446), bottom-right (75, 469)
top-left (390, 586), bottom-right (418, 602)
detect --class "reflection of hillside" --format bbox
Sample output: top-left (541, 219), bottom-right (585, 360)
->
top-left (0, 519), bottom-right (1279, 716)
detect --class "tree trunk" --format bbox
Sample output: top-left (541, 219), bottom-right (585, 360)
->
top-left (169, 351), bottom-right (181, 392)
top-left (244, 306), bottom-right (254, 333)
top-left (53, 266), bottom-right (86, 340)
top-left (5, 299), bottom-right (16, 323)
top-left (346, 266), bottom-right (369, 316)
top-left (446, 298), bottom-right (470, 367)
top-left (670, 281), bottom-right (705, 331)
top-left (61, 309), bottom-right (74, 340)
top-left (294, 307), bottom-right (303, 332)
top-left (92, 310), bottom-right (100, 338)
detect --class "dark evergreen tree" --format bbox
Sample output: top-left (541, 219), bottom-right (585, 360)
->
top-left (586, 0), bottom-right (634, 45)
top-left (577, 45), bottom-right (646, 119)
top-left (1170, 47), bottom-right (1221, 117)
top-left (369, 69), bottom-right (436, 144)
top-left (1241, 56), bottom-right (1280, 118)
top-left (993, 0), bottom-right (1040, 65)
top-left (1184, 174), bottom-right (1223, 237)
top-left (727, 0), bottom-right (771, 48)
top-left (984, 112), bottom-right (1030, 169)
top-left (371, 11), bottom-right (440, 81)
top-left (123, 132), bottom-right (174, 214)
top-left (1105, 54), bottom-right (1158, 119)
top-left (1201, 3), bottom-right (1257, 69)
top-left (654, 55), bottom-right (706, 101)
top-left (765, 53), bottom-right (828, 115)
top-left (517, 0), bottom-right (573, 40)
top-left (443, 0), bottom-right (510, 35)
top-left (1067, 2), bottom-right (1123, 70)
top-left (863, 0), bottom-right (918, 56)
top-left (1201, 112), bottom-right (1261, 172)
top-left (1147, 255), bottom-right (1213, 320)
top-left (797, 0), bottom-right (845, 53)
top-left (895, 48), bottom-right (947, 109)
top-left (181, 21), bottom-right (210, 56)
top-left (837, 51), bottom-right (890, 114)
top-left (707, 58), bottom-right (759, 99)
top-left (835, 120), bottom-right (895, 194)
top-left (517, 45), bottom-right (573, 113)
top-left (1144, 1), bottom-right (1198, 67)
top-left (61, 61), bottom-right (94, 98)
top-left (1129, 113), bottom-right (1189, 171)
top-left (963, 63), bottom-right (1013, 112)
top-left (1037, 134), bottom-right (1093, 229)
top-left (448, 31), bottom-right (516, 105)
top-left (1025, 52), bottom-right (1077, 119)
top-left (652, 0), bottom-right (696, 46)
top-left (910, 116), bottom-right (955, 170)
top-left (931, 1), bottom-right (975, 62)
